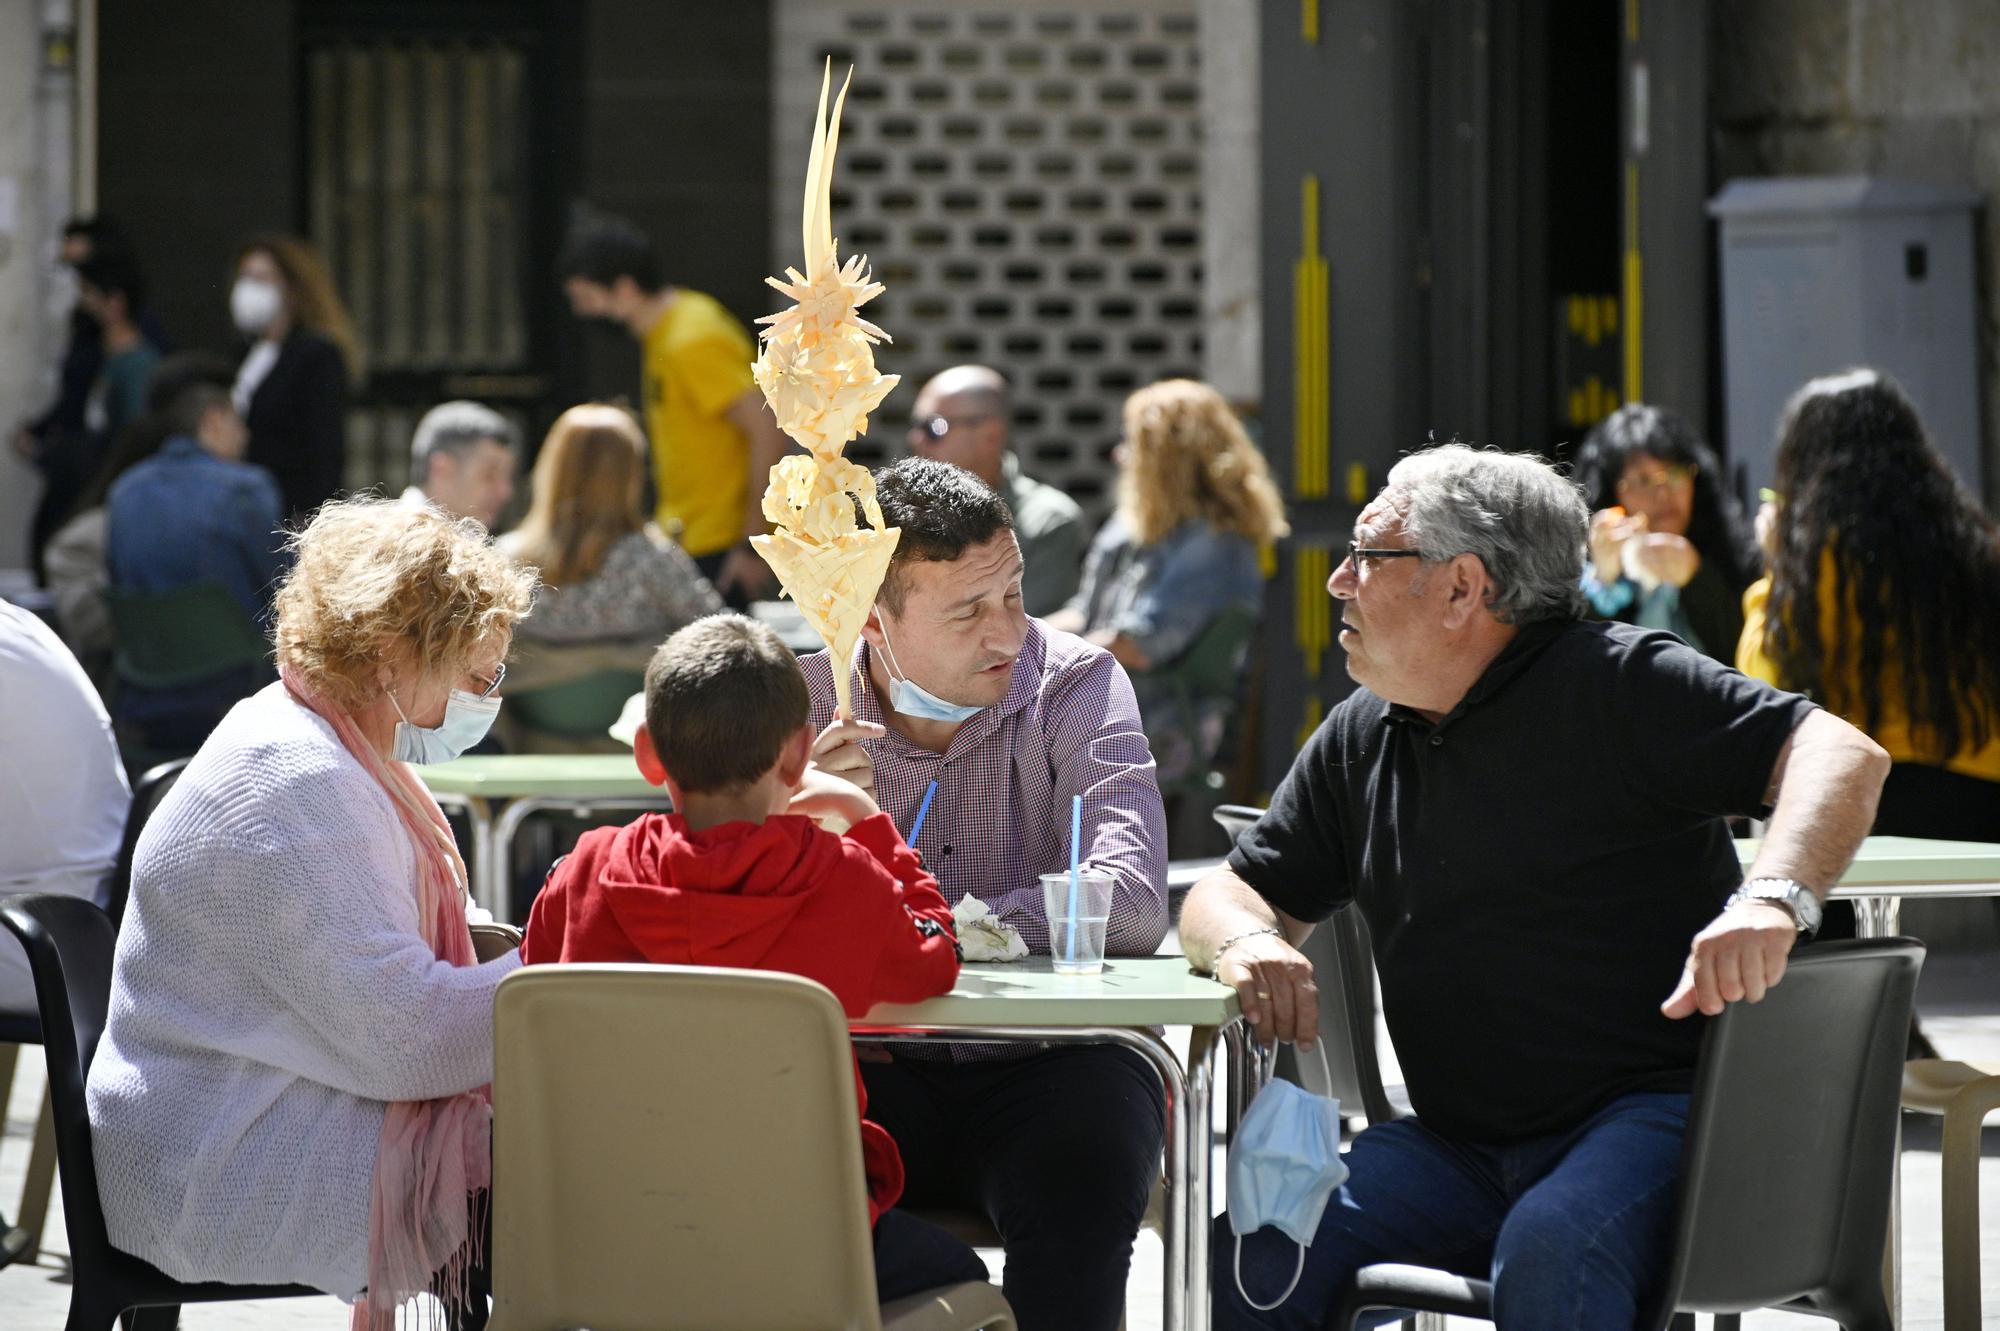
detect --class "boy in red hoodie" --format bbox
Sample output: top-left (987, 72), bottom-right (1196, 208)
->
top-left (521, 613), bottom-right (989, 1301)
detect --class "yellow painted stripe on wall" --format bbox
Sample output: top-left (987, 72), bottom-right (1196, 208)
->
top-left (1294, 544), bottom-right (1331, 681)
top-left (1624, 162), bottom-right (1642, 403)
top-left (1294, 176), bottom-right (1330, 499)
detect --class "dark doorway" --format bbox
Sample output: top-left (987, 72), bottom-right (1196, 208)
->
top-left (1544, 0), bottom-right (1623, 462)
top-left (297, 0), bottom-right (578, 494)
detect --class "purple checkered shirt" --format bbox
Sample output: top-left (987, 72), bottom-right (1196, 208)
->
top-left (801, 620), bottom-right (1170, 1060)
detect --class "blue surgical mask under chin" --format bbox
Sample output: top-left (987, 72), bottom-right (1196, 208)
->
top-left (389, 687), bottom-right (502, 765)
top-left (876, 619), bottom-right (987, 724)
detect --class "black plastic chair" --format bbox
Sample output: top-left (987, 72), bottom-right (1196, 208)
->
top-left (0, 894), bottom-right (320, 1329)
top-left (1330, 938), bottom-right (1925, 1331)
top-left (0, 758), bottom-right (185, 1270)
top-left (105, 757), bottom-right (189, 928)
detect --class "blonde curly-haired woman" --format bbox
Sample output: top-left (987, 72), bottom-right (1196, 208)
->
top-left (87, 498), bottom-right (535, 1329)
top-left (1049, 379), bottom-right (1287, 792)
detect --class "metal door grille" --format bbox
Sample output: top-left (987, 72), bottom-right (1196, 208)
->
top-left (305, 37), bottom-right (534, 491)
top-left (774, 2), bottom-right (1203, 516)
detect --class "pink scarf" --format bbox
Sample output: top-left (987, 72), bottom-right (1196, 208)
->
top-left (282, 670), bottom-right (490, 1330)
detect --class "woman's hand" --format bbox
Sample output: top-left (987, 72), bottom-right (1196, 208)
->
top-left (1588, 507), bottom-right (1643, 583)
top-left (1624, 532), bottom-right (1700, 589)
top-left (789, 765), bottom-right (880, 834)
top-left (1755, 499), bottom-right (1779, 562)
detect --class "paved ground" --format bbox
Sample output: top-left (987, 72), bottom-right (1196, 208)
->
top-left (2, 910), bottom-right (1996, 1329)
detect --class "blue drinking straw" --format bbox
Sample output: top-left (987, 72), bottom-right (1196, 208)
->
top-left (908, 779), bottom-right (939, 846)
top-left (1065, 793), bottom-right (1083, 966)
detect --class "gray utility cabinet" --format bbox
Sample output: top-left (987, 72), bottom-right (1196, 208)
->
top-left (1709, 176), bottom-right (1983, 501)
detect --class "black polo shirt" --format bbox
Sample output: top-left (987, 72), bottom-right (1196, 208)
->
top-left (1230, 618), bottom-right (1817, 1143)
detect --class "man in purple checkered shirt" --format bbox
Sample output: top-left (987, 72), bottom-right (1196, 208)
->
top-left (800, 458), bottom-right (1168, 1331)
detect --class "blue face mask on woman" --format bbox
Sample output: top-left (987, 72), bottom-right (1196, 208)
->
top-left (1227, 1040), bottom-right (1348, 1311)
top-left (388, 681), bottom-right (502, 765)
top-left (876, 617), bottom-right (986, 724)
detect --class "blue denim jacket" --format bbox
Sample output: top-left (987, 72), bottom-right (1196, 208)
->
top-left (1070, 515), bottom-right (1263, 665)
top-left (106, 437), bottom-right (286, 623)
top-left (1067, 516), bottom-right (1263, 781)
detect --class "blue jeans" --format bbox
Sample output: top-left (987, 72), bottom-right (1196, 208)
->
top-left (1215, 1090), bottom-right (1689, 1331)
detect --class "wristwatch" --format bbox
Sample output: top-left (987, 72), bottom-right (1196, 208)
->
top-left (1728, 877), bottom-right (1824, 939)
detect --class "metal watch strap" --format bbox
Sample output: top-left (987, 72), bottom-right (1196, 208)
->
top-left (1731, 877), bottom-right (1823, 939)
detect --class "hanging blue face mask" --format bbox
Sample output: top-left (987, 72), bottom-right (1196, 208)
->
top-left (389, 686), bottom-right (502, 765)
top-left (876, 618), bottom-right (986, 724)
top-left (1227, 1040), bottom-right (1348, 1311)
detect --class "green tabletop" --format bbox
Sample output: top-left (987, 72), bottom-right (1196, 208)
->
top-left (858, 955), bottom-right (1239, 1029)
top-left (416, 753), bottom-right (663, 800)
top-left (1738, 835), bottom-right (2000, 895)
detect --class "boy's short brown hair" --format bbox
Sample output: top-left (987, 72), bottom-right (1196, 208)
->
top-left (644, 613), bottom-right (810, 793)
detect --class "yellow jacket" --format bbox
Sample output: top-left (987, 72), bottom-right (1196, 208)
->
top-left (1738, 572), bottom-right (2000, 782)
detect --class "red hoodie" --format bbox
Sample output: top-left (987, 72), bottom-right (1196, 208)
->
top-left (521, 809), bottom-right (959, 1223)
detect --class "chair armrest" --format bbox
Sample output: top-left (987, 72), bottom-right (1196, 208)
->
top-left (1331, 1262), bottom-right (1494, 1329)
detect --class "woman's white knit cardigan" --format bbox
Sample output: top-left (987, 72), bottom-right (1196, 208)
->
top-left (87, 684), bottom-right (520, 1298)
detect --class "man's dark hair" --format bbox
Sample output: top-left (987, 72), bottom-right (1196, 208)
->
top-left (558, 208), bottom-right (664, 292)
top-left (73, 353), bottom-right (237, 515)
top-left (166, 381), bottom-right (233, 440)
top-left (873, 457), bottom-right (1016, 614)
top-left (644, 614), bottom-right (810, 793)
top-left (74, 252), bottom-right (147, 313)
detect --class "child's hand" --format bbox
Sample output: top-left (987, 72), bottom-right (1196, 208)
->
top-left (789, 765), bottom-right (880, 834)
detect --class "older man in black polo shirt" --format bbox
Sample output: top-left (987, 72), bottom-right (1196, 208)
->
top-left (1186, 444), bottom-right (1890, 1331)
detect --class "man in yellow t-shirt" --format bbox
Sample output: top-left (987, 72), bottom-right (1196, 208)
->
top-left (560, 210), bottom-right (785, 602)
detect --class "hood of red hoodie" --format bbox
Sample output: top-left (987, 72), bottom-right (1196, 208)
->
top-left (594, 812), bottom-right (838, 969)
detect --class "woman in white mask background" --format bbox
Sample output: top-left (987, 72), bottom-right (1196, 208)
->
top-left (88, 497), bottom-right (535, 1329)
top-left (229, 235), bottom-right (362, 524)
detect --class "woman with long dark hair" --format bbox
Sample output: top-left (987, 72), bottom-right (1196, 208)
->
top-left (1573, 403), bottom-right (1760, 663)
top-left (1738, 369), bottom-right (2000, 836)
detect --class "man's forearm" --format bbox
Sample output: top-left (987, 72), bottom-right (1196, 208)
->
top-left (1749, 710), bottom-right (1891, 895)
top-left (1181, 866), bottom-right (1313, 972)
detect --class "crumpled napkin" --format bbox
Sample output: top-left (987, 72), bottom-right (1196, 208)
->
top-left (953, 895), bottom-right (1028, 962)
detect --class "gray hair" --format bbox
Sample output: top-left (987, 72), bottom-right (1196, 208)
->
top-left (410, 400), bottom-right (518, 481)
top-left (1383, 443), bottom-right (1587, 624)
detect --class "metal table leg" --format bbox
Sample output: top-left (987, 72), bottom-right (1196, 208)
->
top-left (849, 1021), bottom-right (1243, 1331)
top-left (1853, 893), bottom-right (1904, 1330)
top-left (430, 792), bottom-right (497, 916)
top-left (489, 795), bottom-right (672, 924)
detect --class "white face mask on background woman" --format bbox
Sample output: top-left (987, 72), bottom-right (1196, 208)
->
top-left (230, 276), bottom-right (284, 336)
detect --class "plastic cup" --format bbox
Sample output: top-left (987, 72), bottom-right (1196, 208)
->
top-left (1040, 871), bottom-right (1114, 975)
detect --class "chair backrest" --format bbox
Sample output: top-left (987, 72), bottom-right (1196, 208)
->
top-left (1211, 804), bottom-right (1391, 1122)
top-left (468, 922), bottom-right (522, 963)
top-left (107, 757), bottom-right (190, 927)
top-left (1654, 938), bottom-right (1924, 1323)
top-left (106, 582), bottom-right (271, 690)
top-left (1162, 604), bottom-right (1260, 699)
top-left (507, 670), bottom-right (648, 740)
top-left (0, 895), bottom-right (125, 1275)
top-left (491, 964), bottom-right (884, 1331)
